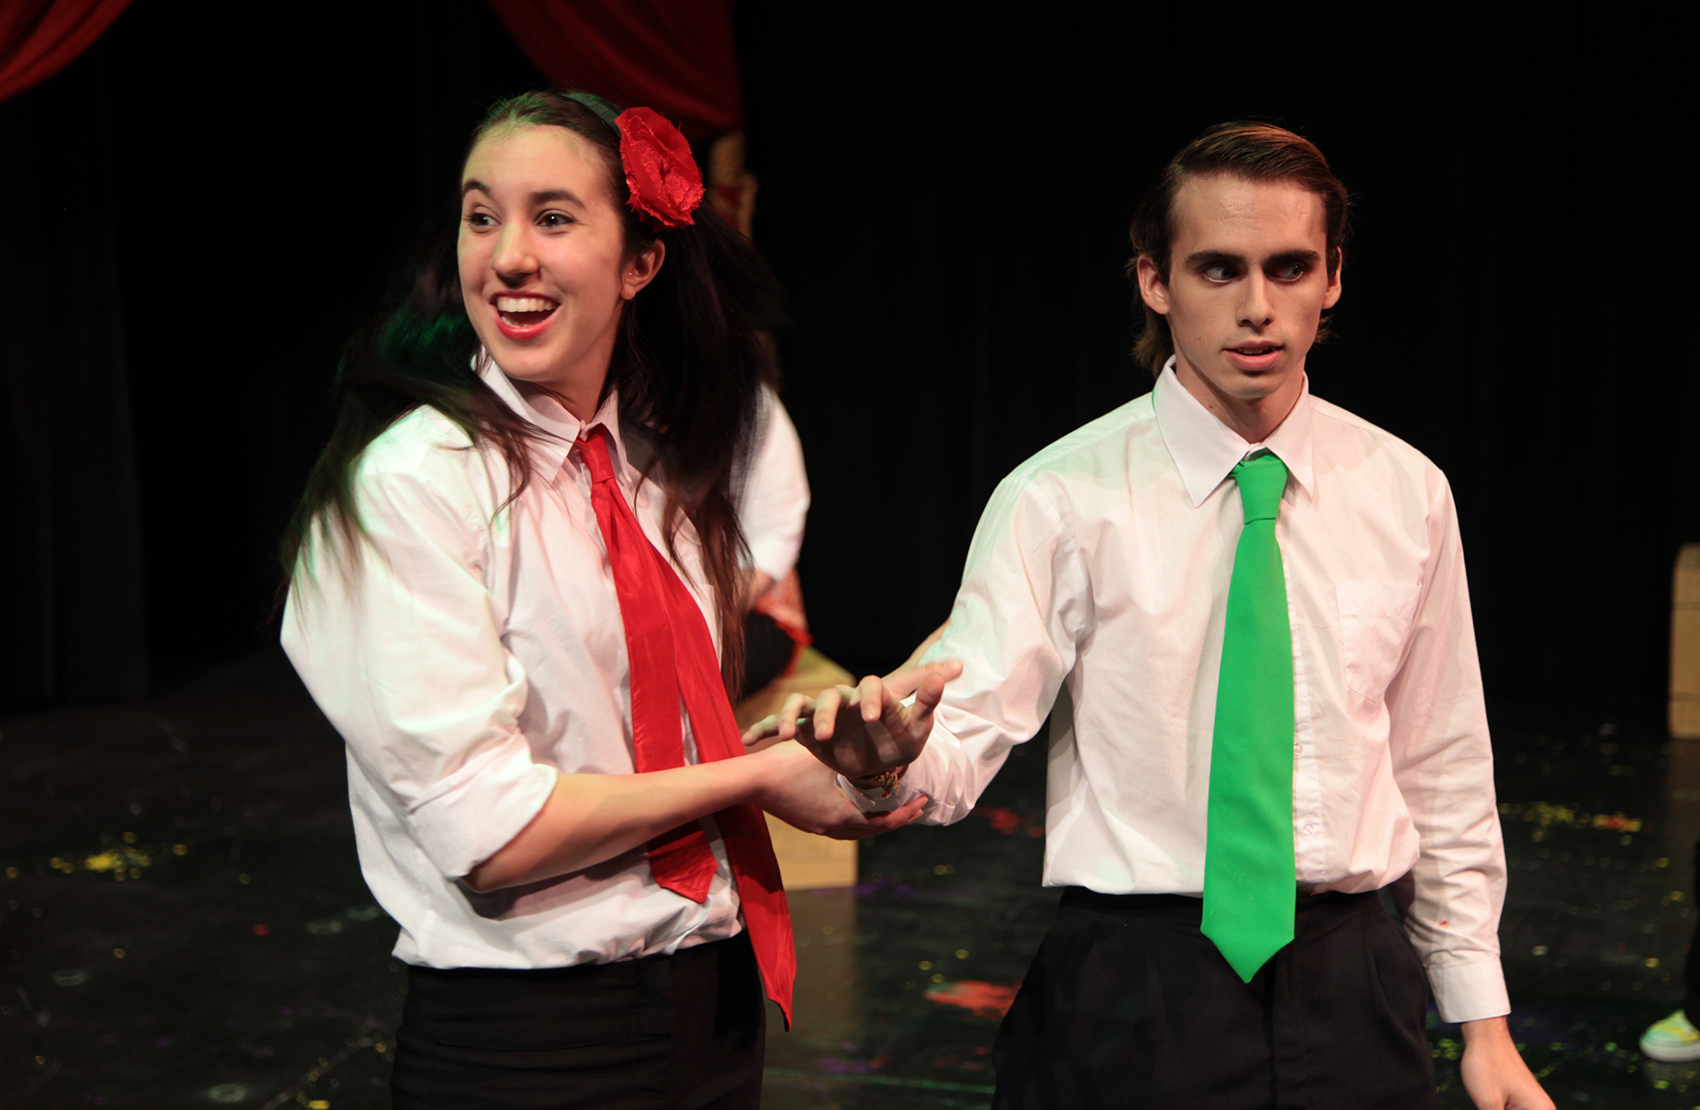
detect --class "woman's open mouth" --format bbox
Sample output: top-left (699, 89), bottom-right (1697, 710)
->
top-left (493, 295), bottom-right (560, 338)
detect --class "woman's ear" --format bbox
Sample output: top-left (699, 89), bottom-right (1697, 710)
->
top-left (622, 240), bottom-right (666, 300)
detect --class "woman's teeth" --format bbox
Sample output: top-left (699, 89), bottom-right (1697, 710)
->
top-left (496, 296), bottom-right (557, 327)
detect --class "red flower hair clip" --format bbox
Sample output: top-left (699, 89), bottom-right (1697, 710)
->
top-left (614, 107), bottom-right (704, 229)
top-left (558, 92), bottom-right (705, 229)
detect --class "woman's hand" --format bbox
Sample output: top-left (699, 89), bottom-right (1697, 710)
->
top-left (754, 742), bottom-right (928, 838)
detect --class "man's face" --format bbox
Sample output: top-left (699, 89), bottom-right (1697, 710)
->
top-left (1137, 173), bottom-right (1342, 430)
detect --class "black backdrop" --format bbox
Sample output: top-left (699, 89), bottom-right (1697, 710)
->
top-left (2, 2), bottom-right (1695, 710)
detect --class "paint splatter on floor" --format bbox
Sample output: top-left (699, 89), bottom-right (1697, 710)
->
top-left (924, 980), bottom-right (1021, 1020)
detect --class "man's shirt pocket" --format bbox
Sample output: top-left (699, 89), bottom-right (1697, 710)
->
top-left (1335, 581), bottom-right (1423, 702)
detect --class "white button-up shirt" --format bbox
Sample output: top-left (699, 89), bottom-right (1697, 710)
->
top-left (282, 359), bottom-right (741, 970)
top-left (737, 391), bottom-right (810, 583)
top-left (891, 363), bottom-right (1508, 1023)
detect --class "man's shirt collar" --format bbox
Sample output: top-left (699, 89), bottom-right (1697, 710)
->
top-left (1153, 357), bottom-right (1315, 508)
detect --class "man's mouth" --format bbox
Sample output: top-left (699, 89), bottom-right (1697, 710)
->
top-left (495, 295), bottom-right (559, 328)
top-left (1225, 343), bottom-right (1284, 372)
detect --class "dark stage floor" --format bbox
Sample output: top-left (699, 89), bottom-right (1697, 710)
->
top-left (2, 649), bottom-right (1693, 1107)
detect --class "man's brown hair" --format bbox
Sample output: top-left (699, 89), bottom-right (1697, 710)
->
top-left (1128, 121), bottom-right (1350, 375)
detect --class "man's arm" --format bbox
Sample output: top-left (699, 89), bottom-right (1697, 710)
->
top-left (1384, 471), bottom-right (1507, 1014)
top-left (1384, 473), bottom-right (1549, 1108)
top-left (784, 467), bottom-right (1087, 821)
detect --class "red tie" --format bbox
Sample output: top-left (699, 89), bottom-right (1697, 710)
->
top-left (577, 427), bottom-right (795, 1026)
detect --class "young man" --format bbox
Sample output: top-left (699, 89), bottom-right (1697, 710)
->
top-left (794, 123), bottom-right (1553, 1108)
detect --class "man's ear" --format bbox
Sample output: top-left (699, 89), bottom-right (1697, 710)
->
top-left (1135, 254), bottom-right (1170, 315)
top-left (1322, 247), bottom-right (1343, 310)
top-left (622, 240), bottom-right (666, 301)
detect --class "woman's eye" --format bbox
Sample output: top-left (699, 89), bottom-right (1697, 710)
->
top-left (463, 211), bottom-right (496, 229)
top-left (539, 212), bottom-right (576, 229)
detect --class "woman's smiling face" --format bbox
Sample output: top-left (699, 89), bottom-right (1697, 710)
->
top-left (458, 123), bottom-right (662, 418)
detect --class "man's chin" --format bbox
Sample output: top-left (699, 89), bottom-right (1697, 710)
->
top-left (1223, 364), bottom-right (1303, 400)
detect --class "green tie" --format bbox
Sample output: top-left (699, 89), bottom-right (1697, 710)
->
top-left (1201, 453), bottom-right (1296, 983)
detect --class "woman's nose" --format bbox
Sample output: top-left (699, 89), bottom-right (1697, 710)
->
top-left (492, 223), bottom-right (538, 282)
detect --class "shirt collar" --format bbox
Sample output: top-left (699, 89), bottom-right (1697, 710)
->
top-left (476, 352), bottom-right (636, 485)
top-left (1152, 357), bottom-right (1316, 508)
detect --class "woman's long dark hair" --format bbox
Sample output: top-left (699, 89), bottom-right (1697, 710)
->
top-left (280, 90), bottom-right (780, 691)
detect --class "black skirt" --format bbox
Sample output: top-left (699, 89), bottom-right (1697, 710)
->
top-left (392, 930), bottom-right (765, 1110)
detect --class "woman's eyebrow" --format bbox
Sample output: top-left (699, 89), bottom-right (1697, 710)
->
top-left (458, 180), bottom-right (585, 208)
top-left (528, 188), bottom-right (584, 206)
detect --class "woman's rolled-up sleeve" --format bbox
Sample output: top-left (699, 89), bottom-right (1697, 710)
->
top-left (281, 417), bottom-right (556, 880)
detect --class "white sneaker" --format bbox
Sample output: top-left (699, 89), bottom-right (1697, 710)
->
top-left (1640, 1009), bottom-right (1700, 1062)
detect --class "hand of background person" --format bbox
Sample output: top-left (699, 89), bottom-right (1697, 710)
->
top-left (755, 741), bottom-right (928, 839)
top-left (1459, 1017), bottom-right (1554, 1110)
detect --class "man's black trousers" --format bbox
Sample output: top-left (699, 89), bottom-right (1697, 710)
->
top-left (993, 887), bottom-right (1438, 1109)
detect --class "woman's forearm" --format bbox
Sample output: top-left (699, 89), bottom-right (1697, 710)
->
top-left (464, 749), bottom-right (774, 893)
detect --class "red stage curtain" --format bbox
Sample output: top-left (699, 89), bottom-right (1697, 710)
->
top-left (485, 0), bottom-right (741, 140)
top-left (0, 0), bottom-right (131, 103)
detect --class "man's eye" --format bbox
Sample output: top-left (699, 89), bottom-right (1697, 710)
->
top-left (1273, 263), bottom-right (1309, 281)
top-left (1202, 264), bottom-right (1235, 282)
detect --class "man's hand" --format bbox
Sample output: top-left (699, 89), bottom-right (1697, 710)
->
top-left (740, 655), bottom-right (962, 751)
top-left (1459, 1017), bottom-right (1554, 1110)
top-left (754, 741), bottom-right (928, 838)
top-left (791, 665), bottom-right (957, 780)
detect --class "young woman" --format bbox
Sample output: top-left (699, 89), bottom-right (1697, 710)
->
top-left (279, 90), bottom-right (934, 1109)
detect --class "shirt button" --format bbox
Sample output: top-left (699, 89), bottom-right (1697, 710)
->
top-left (1303, 824), bottom-right (1317, 835)
top-left (1294, 744), bottom-right (1303, 755)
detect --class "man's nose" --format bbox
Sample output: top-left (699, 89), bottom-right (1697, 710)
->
top-left (1239, 273), bottom-right (1274, 329)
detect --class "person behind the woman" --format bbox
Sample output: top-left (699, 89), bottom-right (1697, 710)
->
top-left (280, 89), bottom-right (947, 1109)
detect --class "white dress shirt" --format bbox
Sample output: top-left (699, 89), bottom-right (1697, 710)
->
top-left (737, 388), bottom-right (810, 583)
top-left (886, 363), bottom-right (1509, 1023)
top-left (281, 357), bottom-right (742, 970)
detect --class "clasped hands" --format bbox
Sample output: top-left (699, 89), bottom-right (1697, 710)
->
top-left (742, 659), bottom-right (961, 781)
top-left (738, 624), bottom-right (959, 840)
top-left (743, 620), bottom-right (957, 782)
